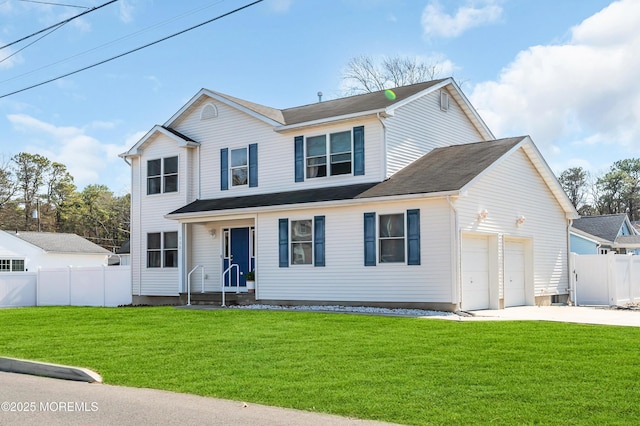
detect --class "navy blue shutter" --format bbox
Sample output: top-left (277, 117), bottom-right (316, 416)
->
top-left (279, 218), bottom-right (289, 267)
top-left (220, 148), bottom-right (228, 191)
top-left (407, 209), bottom-right (421, 265)
top-left (249, 143), bottom-right (258, 187)
top-left (314, 215), bottom-right (325, 267)
top-left (294, 136), bottom-right (304, 182)
top-left (353, 126), bottom-right (365, 176)
top-left (364, 212), bottom-right (376, 266)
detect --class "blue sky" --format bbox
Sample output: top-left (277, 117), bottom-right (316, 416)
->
top-left (0, 0), bottom-right (636, 194)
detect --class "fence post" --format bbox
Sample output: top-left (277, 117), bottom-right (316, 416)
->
top-left (607, 253), bottom-right (617, 306)
top-left (103, 265), bottom-right (107, 307)
top-left (36, 267), bottom-right (41, 307)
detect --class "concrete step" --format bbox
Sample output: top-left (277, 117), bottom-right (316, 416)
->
top-left (179, 292), bottom-right (257, 306)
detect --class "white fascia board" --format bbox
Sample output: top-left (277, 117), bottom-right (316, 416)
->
top-left (458, 136), bottom-right (579, 219)
top-left (120, 125), bottom-right (199, 158)
top-left (274, 109), bottom-right (389, 133)
top-left (164, 89), bottom-right (282, 128)
top-left (569, 229), bottom-right (603, 245)
top-left (164, 190), bottom-right (460, 223)
top-left (385, 77), bottom-right (494, 141)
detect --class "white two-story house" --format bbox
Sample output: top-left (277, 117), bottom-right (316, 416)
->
top-left (120, 78), bottom-right (578, 311)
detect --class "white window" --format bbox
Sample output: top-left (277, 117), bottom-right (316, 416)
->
top-left (306, 131), bottom-right (352, 178)
top-left (379, 214), bottom-right (405, 263)
top-left (230, 148), bottom-right (248, 186)
top-left (147, 232), bottom-right (178, 268)
top-left (147, 156), bottom-right (178, 194)
top-left (0, 259), bottom-right (25, 272)
top-left (291, 220), bottom-right (313, 265)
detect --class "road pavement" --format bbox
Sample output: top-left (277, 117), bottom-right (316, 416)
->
top-left (0, 372), bottom-right (398, 426)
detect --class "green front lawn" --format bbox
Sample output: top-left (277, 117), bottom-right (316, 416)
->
top-left (1, 307), bottom-right (638, 425)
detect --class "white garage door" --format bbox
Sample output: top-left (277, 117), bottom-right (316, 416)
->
top-left (461, 235), bottom-right (490, 311)
top-left (504, 240), bottom-right (526, 307)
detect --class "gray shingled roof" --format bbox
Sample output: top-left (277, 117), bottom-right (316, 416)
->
top-left (280, 80), bottom-right (446, 125)
top-left (168, 138), bottom-right (520, 216)
top-left (7, 231), bottom-right (111, 254)
top-left (357, 137), bottom-right (523, 198)
top-left (170, 183), bottom-right (378, 215)
top-left (572, 214), bottom-right (629, 242)
top-left (209, 80), bottom-right (446, 127)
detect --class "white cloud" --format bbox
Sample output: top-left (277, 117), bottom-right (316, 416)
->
top-left (119, 0), bottom-right (135, 23)
top-left (470, 0), bottom-right (640, 167)
top-left (6, 114), bottom-right (131, 190)
top-left (268, 0), bottom-right (293, 13)
top-left (421, 0), bottom-right (503, 40)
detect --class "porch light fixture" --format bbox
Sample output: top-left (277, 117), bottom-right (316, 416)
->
top-left (478, 209), bottom-right (489, 222)
top-left (516, 215), bottom-right (526, 226)
top-left (209, 229), bottom-right (217, 239)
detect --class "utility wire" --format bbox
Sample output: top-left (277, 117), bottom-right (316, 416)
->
top-left (0, 22), bottom-right (67, 65)
top-left (0, 0), bottom-right (264, 99)
top-left (17, 0), bottom-right (90, 8)
top-left (0, 0), bottom-right (118, 51)
top-left (0, 0), bottom-right (225, 86)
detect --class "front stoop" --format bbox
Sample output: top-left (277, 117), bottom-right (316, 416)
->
top-left (179, 292), bottom-right (257, 306)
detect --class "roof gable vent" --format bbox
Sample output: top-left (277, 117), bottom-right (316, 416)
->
top-left (440, 91), bottom-right (450, 111)
top-left (200, 103), bottom-right (218, 120)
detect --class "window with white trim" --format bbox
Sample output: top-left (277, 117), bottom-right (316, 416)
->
top-left (147, 232), bottom-right (178, 268)
top-left (147, 156), bottom-right (178, 195)
top-left (306, 130), bottom-right (352, 178)
top-left (379, 214), bottom-right (405, 263)
top-left (230, 148), bottom-right (248, 186)
top-left (291, 219), bottom-right (313, 265)
top-left (0, 259), bottom-right (25, 272)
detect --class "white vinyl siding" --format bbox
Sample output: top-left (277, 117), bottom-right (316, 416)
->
top-left (172, 97), bottom-right (384, 199)
top-left (256, 199), bottom-right (453, 303)
top-left (385, 89), bottom-right (484, 177)
top-left (456, 147), bottom-right (569, 300)
top-left (130, 134), bottom-right (186, 296)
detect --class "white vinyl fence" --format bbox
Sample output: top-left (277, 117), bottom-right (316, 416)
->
top-left (0, 266), bottom-right (131, 308)
top-left (571, 253), bottom-right (640, 306)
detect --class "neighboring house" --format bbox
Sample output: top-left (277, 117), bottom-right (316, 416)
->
top-left (120, 78), bottom-right (577, 311)
top-left (0, 230), bottom-right (112, 271)
top-left (108, 240), bottom-right (131, 266)
top-left (571, 214), bottom-right (640, 255)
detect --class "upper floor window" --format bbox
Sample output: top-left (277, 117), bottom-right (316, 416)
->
top-left (231, 148), bottom-right (248, 186)
top-left (147, 156), bottom-right (178, 195)
top-left (295, 126), bottom-right (364, 182)
top-left (221, 144), bottom-right (257, 190)
top-left (306, 131), bottom-right (352, 178)
top-left (147, 231), bottom-right (178, 268)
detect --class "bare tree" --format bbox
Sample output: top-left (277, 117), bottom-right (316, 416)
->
top-left (342, 55), bottom-right (444, 95)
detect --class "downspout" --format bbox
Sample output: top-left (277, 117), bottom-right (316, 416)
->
top-left (376, 112), bottom-right (387, 178)
top-left (567, 218), bottom-right (576, 306)
top-left (197, 144), bottom-right (202, 200)
top-left (446, 196), bottom-right (461, 311)
top-left (122, 156), bottom-right (141, 297)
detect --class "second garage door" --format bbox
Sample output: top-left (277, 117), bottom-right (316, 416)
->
top-left (504, 240), bottom-right (526, 307)
top-left (461, 235), bottom-right (490, 311)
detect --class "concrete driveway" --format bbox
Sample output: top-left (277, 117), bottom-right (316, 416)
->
top-left (433, 305), bottom-right (640, 327)
top-left (0, 371), bottom-right (397, 426)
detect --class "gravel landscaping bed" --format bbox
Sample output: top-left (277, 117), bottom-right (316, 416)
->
top-left (227, 304), bottom-right (455, 317)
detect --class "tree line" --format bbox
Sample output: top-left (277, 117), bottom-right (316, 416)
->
top-left (0, 152), bottom-right (129, 252)
top-left (558, 159), bottom-right (640, 221)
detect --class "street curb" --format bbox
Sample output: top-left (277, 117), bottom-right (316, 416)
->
top-left (0, 357), bottom-right (102, 383)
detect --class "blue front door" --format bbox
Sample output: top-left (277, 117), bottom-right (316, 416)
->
top-left (223, 227), bottom-right (249, 287)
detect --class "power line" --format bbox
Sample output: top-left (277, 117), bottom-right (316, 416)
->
top-left (17, 0), bottom-right (90, 8)
top-left (0, 22), bottom-right (67, 65)
top-left (0, 0), bottom-right (118, 51)
top-left (0, 0), bottom-right (264, 99)
top-left (0, 0), bottom-right (226, 86)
